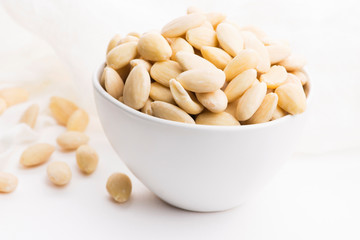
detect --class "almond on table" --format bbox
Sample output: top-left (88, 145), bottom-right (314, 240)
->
top-left (20, 143), bottom-right (55, 167)
top-left (49, 96), bottom-right (78, 126)
top-left (19, 104), bottom-right (39, 128)
top-left (0, 87), bottom-right (29, 107)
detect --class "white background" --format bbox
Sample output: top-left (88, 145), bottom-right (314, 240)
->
top-left (0, 0), bottom-right (360, 239)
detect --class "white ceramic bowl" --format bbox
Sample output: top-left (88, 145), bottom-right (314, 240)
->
top-left (93, 64), bottom-right (309, 212)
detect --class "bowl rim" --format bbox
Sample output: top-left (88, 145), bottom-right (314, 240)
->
top-left (93, 63), bottom-right (311, 131)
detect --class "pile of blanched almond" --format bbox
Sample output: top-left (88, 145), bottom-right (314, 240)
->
top-left (0, 92), bottom-right (131, 203)
top-left (102, 7), bottom-right (309, 126)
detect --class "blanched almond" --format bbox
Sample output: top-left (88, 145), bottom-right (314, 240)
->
top-left (49, 96), bottom-right (78, 126)
top-left (169, 79), bottom-right (203, 115)
top-left (205, 12), bottom-right (226, 27)
top-left (278, 54), bottom-right (306, 72)
top-left (76, 145), bottom-right (99, 174)
top-left (129, 59), bottom-right (152, 72)
top-left (271, 105), bottom-right (288, 120)
top-left (246, 93), bottom-right (278, 124)
top-left (175, 51), bottom-right (216, 70)
top-left (0, 98), bottom-right (6, 115)
top-left (242, 31), bottom-right (270, 73)
top-left (117, 36), bottom-right (139, 45)
top-left (275, 82), bottom-right (306, 115)
top-left (187, 6), bottom-right (202, 14)
top-left (141, 99), bottom-right (153, 115)
top-left (224, 99), bottom-right (238, 117)
top-left (150, 60), bottom-right (182, 87)
top-left (20, 143), bottom-right (55, 167)
top-left (170, 37), bottom-right (194, 60)
top-left (151, 101), bottom-right (195, 124)
top-left (200, 21), bottom-right (214, 29)
top-left (106, 173), bottom-right (132, 203)
top-left (47, 161), bottom-right (72, 186)
top-left (196, 90), bottom-right (227, 113)
top-left (266, 44), bottom-right (291, 64)
top-left (0, 172), bottom-right (18, 193)
top-left (176, 68), bottom-right (225, 93)
top-left (201, 46), bottom-right (232, 70)
top-left (19, 104), bottom-right (39, 128)
top-left (186, 26), bottom-right (218, 50)
top-left (224, 49), bottom-right (258, 81)
top-left (127, 32), bottom-right (141, 38)
top-left (236, 82), bottom-right (267, 121)
top-left (162, 13), bottom-right (206, 37)
top-left (292, 70), bottom-right (309, 85)
top-left (240, 25), bottom-right (268, 42)
top-left (123, 65), bottom-right (151, 110)
top-left (284, 73), bottom-right (303, 87)
top-left (106, 34), bottom-right (122, 54)
top-left (0, 87), bottom-right (29, 107)
top-left (150, 82), bottom-right (175, 104)
top-left (260, 65), bottom-right (287, 89)
top-left (106, 42), bottom-right (138, 70)
top-left (104, 67), bottom-right (124, 99)
top-left (67, 109), bottom-right (89, 132)
top-left (224, 69), bottom-right (257, 102)
top-left (196, 111), bottom-right (240, 126)
top-left (216, 23), bottom-right (244, 57)
top-left (137, 32), bottom-right (172, 61)
top-left (57, 131), bottom-right (89, 151)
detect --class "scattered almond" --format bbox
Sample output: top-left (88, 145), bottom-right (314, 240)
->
top-left (0, 172), bottom-right (18, 193)
top-left (49, 96), bottom-right (78, 126)
top-left (47, 161), bottom-right (72, 186)
top-left (76, 145), bottom-right (99, 174)
top-left (0, 98), bottom-right (7, 115)
top-left (57, 131), bottom-right (89, 151)
top-left (106, 173), bottom-right (132, 203)
top-left (19, 104), bottom-right (39, 128)
top-left (0, 87), bottom-right (29, 107)
top-left (20, 143), bottom-right (55, 167)
top-left (67, 109), bottom-right (89, 132)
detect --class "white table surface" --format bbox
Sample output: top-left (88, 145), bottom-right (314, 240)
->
top-left (1, 0), bottom-right (360, 239)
